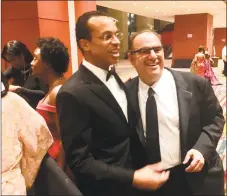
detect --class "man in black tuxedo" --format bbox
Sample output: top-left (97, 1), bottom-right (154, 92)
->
top-left (126, 30), bottom-right (225, 195)
top-left (56, 12), bottom-right (169, 196)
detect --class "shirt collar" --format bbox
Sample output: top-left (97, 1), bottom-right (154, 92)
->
top-left (138, 77), bottom-right (150, 97)
top-left (138, 69), bottom-right (170, 97)
top-left (82, 59), bottom-right (111, 84)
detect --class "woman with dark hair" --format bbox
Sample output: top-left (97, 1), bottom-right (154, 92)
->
top-left (2, 40), bottom-right (33, 85)
top-left (31, 37), bottom-right (69, 169)
top-left (1, 40), bottom-right (47, 109)
top-left (1, 72), bottom-right (53, 195)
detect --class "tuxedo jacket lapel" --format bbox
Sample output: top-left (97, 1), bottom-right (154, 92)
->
top-left (79, 65), bottom-right (128, 124)
top-left (90, 84), bottom-right (128, 124)
top-left (168, 69), bottom-right (193, 159)
top-left (127, 77), bottom-right (146, 147)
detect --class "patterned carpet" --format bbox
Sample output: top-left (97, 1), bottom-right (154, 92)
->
top-left (213, 75), bottom-right (226, 194)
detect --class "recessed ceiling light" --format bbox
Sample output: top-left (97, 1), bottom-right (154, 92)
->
top-left (164, 13), bottom-right (167, 15)
top-left (188, 8), bottom-right (191, 11)
top-left (145, 6), bottom-right (149, 9)
top-left (133, 3), bottom-right (137, 6)
top-left (156, 10), bottom-right (159, 12)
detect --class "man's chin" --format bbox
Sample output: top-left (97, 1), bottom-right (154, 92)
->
top-left (110, 57), bottom-right (119, 65)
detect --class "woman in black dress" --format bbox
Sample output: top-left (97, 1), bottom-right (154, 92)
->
top-left (2, 40), bottom-right (48, 108)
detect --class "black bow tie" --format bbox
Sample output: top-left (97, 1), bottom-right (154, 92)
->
top-left (106, 66), bottom-right (124, 90)
top-left (106, 66), bottom-right (117, 81)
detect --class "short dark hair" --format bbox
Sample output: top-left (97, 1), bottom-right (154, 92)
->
top-left (128, 29), bottom-right (162, 51)
top-left (76, 11), bottom-right (108, 53)
top-left (198, 45), bottom-right (205, 53)
top-left (1, 40), bottom-right (33, 65)
top-left (36, 37), bottom-right (69, 75)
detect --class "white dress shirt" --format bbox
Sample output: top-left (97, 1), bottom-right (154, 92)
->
top-left (83, 59), bottom-right (128, 121)
top-left (138, 69), bottom-right (181, 169)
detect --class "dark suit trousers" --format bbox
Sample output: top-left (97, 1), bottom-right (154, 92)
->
top-left (155, 164), bottom-right (192, 196)
top-left (134, 165), bottom-right (192, 196)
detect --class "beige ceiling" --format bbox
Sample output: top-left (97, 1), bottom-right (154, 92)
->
top-left (96, 1), bottom-right (226, 28)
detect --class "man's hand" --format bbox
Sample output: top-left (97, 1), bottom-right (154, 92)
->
top-left (132, 162), bottom-right (170, 191)
top-left (183, 149), bottom-right (205, 173)
top-left (9, 85), bottom-right (21, 92)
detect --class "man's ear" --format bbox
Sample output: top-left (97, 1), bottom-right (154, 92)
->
top-left (128, 52), bottom-right (134, 65)
top-left (79, 39), bottom-right (90, 52)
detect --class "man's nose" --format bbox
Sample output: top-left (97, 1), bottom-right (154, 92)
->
top-left (111, 35), bottom-right (120, 44)
top-left (148, 49), bottom-right (157, 59)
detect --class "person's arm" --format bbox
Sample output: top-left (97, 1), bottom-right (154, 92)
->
top-left (18, 98), bottom-right (53, 189)
top-left (9, 85), bottom-right (45, 99)
top-left (188, 78), bottom-right (225, 163)
top-left (9, 85), bottom-right (45, 105)
top-left (16, 87), bottom-right (45, 100)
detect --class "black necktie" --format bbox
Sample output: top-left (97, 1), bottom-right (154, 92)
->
top-left (106, 66), bottom-right (124, 89)
top-left (146, 88), bottom-right (161, 163)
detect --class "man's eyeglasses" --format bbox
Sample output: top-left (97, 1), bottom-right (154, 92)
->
top-left (97, 32), bottom-right (123, 42)
top-left (129, 46), bottom-right (163, 56)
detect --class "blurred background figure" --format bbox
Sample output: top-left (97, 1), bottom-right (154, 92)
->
top-left (1, 72), bottom-right (53, 195)
top-left (31, 37), bottom-right (69, 170)
top-left (1, 40), bottom-right (48, 109)
top-left (190, 45), bottom-right (206, 77)
top-left (191, 46), bottom-right (221, 85)
top-left (222, 44), bottom-right (226, 77)
top-left (204, 50), bottom-right (221, 86)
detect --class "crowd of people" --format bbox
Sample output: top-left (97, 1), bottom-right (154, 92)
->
top-left (1, 11), bottom-right (225, 196)
top-left (2, 40), bottom-right (48, 109)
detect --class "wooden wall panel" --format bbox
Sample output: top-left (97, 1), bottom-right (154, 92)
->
top-left (1, 1), bottom-right (39, 71)
top-left (173, 13), bottom-right (212, 61)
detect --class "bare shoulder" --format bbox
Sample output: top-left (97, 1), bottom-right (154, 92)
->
top-left (48, 85), bottom-right (62, 106)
